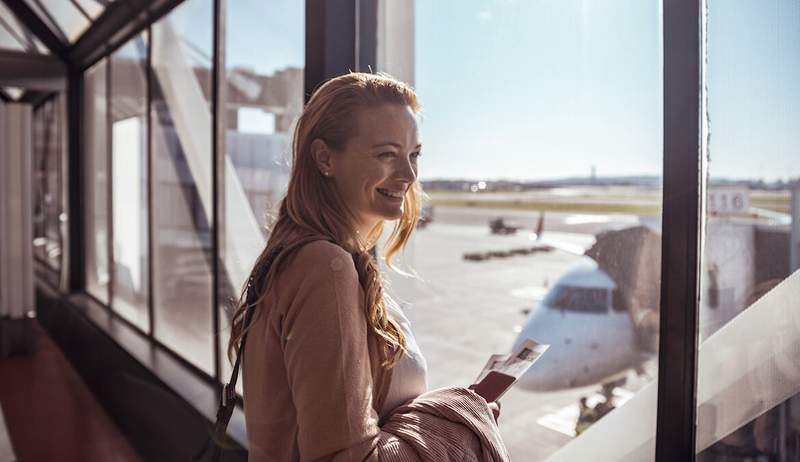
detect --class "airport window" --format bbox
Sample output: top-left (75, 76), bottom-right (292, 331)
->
top-left (696, 1), bottom-right (800, 460)
top-left (83, 59), bottom-right (110, 304)
top-left (32, 95), bottom-right (64, 272)
top-left (150, 0), bottom-right (215, 375)
top-left (23, 1), bottom-right (796, 457)
top-left (380, 1), bottom-right (664, 459)
top-left (110, 32), bottom-right (150, 333)
top-left (218, 0), bottom-right (305, 385)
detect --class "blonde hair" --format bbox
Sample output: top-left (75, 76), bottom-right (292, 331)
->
top-left (227, 72), bottom-right (422, 368)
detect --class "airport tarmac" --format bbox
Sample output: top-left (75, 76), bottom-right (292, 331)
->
top-left (383, 206), bottom-right (658, 461)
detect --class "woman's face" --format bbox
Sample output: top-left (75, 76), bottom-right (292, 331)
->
top-left (314, 104), bottom-right (421, 236)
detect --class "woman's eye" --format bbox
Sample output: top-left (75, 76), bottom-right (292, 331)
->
top-left (411, 151), bottom-right (422, 160)
top-left (379, 152), bottom-right (397, 158)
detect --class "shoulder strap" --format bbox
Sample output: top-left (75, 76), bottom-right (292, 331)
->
top-left (195, 246), bottom-right (281, 461)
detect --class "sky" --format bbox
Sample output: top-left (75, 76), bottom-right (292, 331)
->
top-left (222, 0), bottom-right (799, 183)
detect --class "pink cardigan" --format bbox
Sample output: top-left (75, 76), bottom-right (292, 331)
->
top-left (242, 240), bottom-right (508, 461)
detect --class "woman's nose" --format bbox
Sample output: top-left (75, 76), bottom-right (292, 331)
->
top-left (396, 157), bottom-right (417, 182)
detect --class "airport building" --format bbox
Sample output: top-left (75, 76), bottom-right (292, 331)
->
top-left (0, 1), bottom-right (798, 461)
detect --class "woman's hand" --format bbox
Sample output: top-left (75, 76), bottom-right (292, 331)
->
top-left (488, 401), bottom-right (501, 423)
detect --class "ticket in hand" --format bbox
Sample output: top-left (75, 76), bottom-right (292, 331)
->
top-left (469, 338), bottom-right (549, 403)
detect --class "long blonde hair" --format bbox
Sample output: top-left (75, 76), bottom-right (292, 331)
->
top-left (227, 72), bottom-right (422, 368)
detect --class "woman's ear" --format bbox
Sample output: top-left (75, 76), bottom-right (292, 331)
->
top-left (311, 139), bottom-right (335, 177)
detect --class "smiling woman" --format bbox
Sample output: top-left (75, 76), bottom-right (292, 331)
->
top-left (223, 72), bottom-right (508, 460)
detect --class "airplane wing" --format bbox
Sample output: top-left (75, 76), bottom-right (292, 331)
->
top-left (533, 232), bottom-right (596, 256)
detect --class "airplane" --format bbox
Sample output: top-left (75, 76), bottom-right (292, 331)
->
top-left (511, 253), bottom-right (651, 391)
top-left (509, 200), bottom-right (794, 395)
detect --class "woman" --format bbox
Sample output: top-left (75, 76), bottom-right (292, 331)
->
top-left (228, 72), bottom-right (507, 461)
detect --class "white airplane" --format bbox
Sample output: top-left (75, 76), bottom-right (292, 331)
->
top-left (510, 205), bottom-right (794, 394)
top-left (512, 254), bottom-right (650, 391)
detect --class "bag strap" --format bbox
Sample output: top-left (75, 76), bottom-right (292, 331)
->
top-left (194, 246), bottom-right (281, 461)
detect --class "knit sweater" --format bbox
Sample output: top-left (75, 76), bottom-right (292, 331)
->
top-left (242, 239), bottom-right (508, 461)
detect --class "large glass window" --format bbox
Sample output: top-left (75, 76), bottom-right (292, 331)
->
top-left (110, 33), bottom-right (150, 332)
top-left (83, 59), bottom-right (110, 304)
top-left (32, 103), bottom-right (46, 262)
top-left (379, 1), bottom-right (664, 459)
top-left (32, 96), bottom-right (63, 272)
top-left (151, 0), bottom-right (214, 374)
top-left (697, 1), bottom-right (800, 460)
top-left (219, 0), bottom-right (305, 384)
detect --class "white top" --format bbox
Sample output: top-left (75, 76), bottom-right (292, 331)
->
top-left (380, 300), bottom-right (429, 416)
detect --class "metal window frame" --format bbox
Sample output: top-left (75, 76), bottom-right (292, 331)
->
top-left (146, 26), bottom-right (154, 337)
top-left (355, 0), bottom-right (377, 73)
top-left (304, 0), bottom-right (358, 101)
top-left (655, 0), bottom-right (703, 460)
top-left (211, 0), bottom-right (225, 384)
top-left (105, 53), bottom-right (114, 309)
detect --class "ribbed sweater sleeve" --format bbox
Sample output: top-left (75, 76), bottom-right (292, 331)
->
top-left (380, 388), bottom-right (510, 462)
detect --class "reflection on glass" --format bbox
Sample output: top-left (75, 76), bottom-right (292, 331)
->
top-left (220, 0), bottom-right (305, 386)
top-left (111, 33), bottom-right (149, 332)
top-left (151, 0), bottom-right (214, 374)
top-left (697, 1), bottom-right (800, 460)
top-left (378, 1), bottom-right (664, 459)
top-left (32, 97), bottom-right (63, 271)
top-left (32, 102), bottom-right (45, 261)
top-left (83, 60), bottom-right (109, 303)
top-left (45, 98), bottom-right (62, 270)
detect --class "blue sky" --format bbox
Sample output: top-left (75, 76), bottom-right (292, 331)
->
top-left (415, 0), bottom-right (799, 182)
top-left (704, 0), bottom-right (800, 182)
top-left (223, 0), bottom-right (799, 182)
